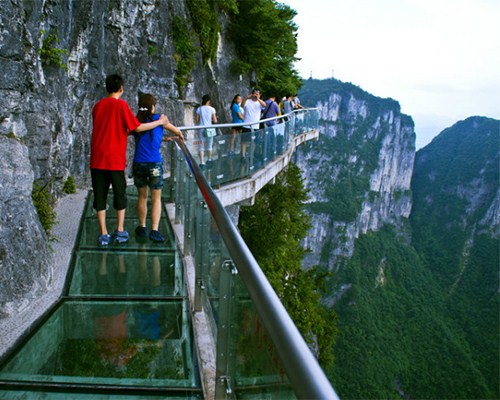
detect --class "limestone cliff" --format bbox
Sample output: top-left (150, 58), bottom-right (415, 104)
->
top-left (0, 0), bottom-right (246, 312)
top-left (295, 78), bottom-right (415, 270)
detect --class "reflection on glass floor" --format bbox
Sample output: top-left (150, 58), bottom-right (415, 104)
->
top-left (0, 189), bottom-right (202, 399)
top-left (69, 250), bottom-right (183, 298)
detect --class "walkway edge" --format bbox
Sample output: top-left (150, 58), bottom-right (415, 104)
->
top-left (165, 202), bottom-right (216, 400)
top-left (0, 190), bottom-right (88, 359)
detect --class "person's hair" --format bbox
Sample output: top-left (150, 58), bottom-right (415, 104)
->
top-left (201, 94), bottom-right (211, 105)
top-left (251, 88), bottom-right (261, 94)
top-left (230, 94), bottom-right (241, 111)
top-left (137, 93), bottom-right (156, 123)
top-left (105, 74), bottom-right (124, 94)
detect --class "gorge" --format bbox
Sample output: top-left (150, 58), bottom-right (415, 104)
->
top-left (0, 1), bottom-right (498, 399)
top-left (296, 78), bottom-right (499, 399)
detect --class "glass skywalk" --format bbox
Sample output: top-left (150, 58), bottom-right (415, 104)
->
top-left (0, 108), bottom-right (338, 399)
top-left (0, 191), bottom-right (202, 399)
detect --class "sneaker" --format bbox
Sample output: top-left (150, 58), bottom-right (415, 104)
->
top-left (149, 230), bottom-right (165, 243)
top-left (98, 234), bottom-right (112, 247)
top-left (135, 225), bottom-right (148, 237)
top-left (112, 230), bottom-right (129, 244)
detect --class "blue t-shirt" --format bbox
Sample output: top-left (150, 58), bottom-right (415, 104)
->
top-left (263, 99), bottom-right (280, 126)
top-left (133, 114), bottom-right (163, 163)
top-left (231, 102), bottom-right (243, 124)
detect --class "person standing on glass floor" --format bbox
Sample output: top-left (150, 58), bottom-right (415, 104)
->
top-left (90, 74), bottom-right (168, 247)
top-left (133, 93), bottom-right (183, 243)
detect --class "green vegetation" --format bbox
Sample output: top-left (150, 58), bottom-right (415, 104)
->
top-left (303, 123), bottom-right (385, 221)
top-left (302, 113), bottom-right (499, 398)
top-left (62, 176), bottom-right (77, 194)
top-left (171, 15), bottom-right (197, 99)
top-left (411, 117), bottom-right (499, 285)
top-left (299, 77), bottom-right (401, 112)
top-left (170, 0), bottom-right (301, 97)
top-left (227, 0), bottom-right (302, 96)
top-left (295, 78), bottom-right (498, 399)
top-left (408, 116), bottom-right (499, 398)
top-left (185, 0), bottom-right (220, 64)
top-left (5, 131), bottom-right (24, 143)
top-left (32, 181), bottom-right (57, 238)
top-left (147, 44), bottom-right (157, 56)
top-left (329, 225), bottom-right (497, 399)
top-left (39, 30), bottom-right (68, 71)
top-left (239, 164), bottom-right (337, 368)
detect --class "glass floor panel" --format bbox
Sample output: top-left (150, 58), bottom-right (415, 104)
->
top-left (0, 188), bottom-right (202, 398)
top-left (79, 216), bottom-right (175, 251)
top-left (0, 300), bottom-right (197, 388)
top-left (69, 250), bottom-right (184, 298)
top-left (0, 390), bottom-right (201, 400)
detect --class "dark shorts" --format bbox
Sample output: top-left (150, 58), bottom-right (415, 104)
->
top-left (91, 169), bottom-right (127, 211)
top-left (241, 127), bottom-right (253, 143)
top-left (133, 162), bottom-right (164, 190)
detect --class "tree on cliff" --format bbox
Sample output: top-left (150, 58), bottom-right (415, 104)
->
top-left (228, 0), bottom-right (302, 97)
top-left (239, 163), bottom-right (337, 368)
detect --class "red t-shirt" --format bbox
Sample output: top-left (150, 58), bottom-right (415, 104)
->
top-left (90, 97), bottom-right (140, 170)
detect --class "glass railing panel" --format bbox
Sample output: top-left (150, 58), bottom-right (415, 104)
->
top-left (180, 111), bottom-right (320, 189)
top-left (0, 300), bottom-right (197, 388)
top-left (68, 249), bottom-right (183, 298)
top-left (175, 169), bottom-right (296, 398)
top-left (218, 264), bottom-right (296, 399)
top-left (170, 108), bottom-right (329, 399)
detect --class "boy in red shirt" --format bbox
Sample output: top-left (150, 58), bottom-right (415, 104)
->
top-left (90, 74), bottom-right (167, 246)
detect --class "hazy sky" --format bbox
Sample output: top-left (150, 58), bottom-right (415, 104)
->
top-left (281, 0), bottom-right (500, 149)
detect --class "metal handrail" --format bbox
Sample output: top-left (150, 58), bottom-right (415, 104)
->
top-left (173, 124), bottom-right (339, 399)
top-left (174, 107), bottom-right (315, 132)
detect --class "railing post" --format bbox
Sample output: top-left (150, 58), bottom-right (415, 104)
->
top-left (194, 199), bottom-right (210, 312)
top-left (249, 131), bottom-right (255, 172)
top-left (168, 140), bottom-right (176, 202)
top-left (174, 147), bottom-right (184, 224)
top-left (215, 259), bottom-right (237, 400)
top-left (184, 170), bottom-right (195, 255)
top-left (263, 128), bottom-right (269, 163)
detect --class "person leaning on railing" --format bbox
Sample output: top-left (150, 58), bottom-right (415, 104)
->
top-left (133, 92), bottom-right (183, 243)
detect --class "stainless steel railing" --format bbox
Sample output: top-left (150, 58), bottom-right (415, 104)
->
top-left (171, 108), bottom-right (339, 399)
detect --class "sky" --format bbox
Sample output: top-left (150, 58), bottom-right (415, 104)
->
top-left (281, 0), bottom-right (500, 149)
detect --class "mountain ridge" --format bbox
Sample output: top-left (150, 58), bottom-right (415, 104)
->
top-left (296, 78), bottom-right (499, 399)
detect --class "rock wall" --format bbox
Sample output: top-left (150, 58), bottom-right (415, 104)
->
top-left (0, 0), bottom-right (247, 314)
top-left (0, 136), bottom-right (50, 312)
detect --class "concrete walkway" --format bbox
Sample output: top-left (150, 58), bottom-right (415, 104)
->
top-left (0, 190), bottom-right (88, 360)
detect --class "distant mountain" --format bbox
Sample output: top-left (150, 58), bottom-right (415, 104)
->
top-left (295, 79), bottom-right (499, 399)
top-left (295, 78), bottom-right (415, 270)
top-left (410, 116), bottom-right (499, 397)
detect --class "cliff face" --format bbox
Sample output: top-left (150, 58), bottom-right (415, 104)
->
top-left (0, 136), bottom-right (51, 317)
top-left (296, 101), bottom-right (499, 398)
top-left (412, 116), bottom-right (500, 240)
top-left (0, 0), bottom-right (245, 311)
top-left (295, 79), bottom-right (415, 270)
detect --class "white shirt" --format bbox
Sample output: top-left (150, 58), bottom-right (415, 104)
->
top-left (197, 105), bottom-right (216, 126)
top-left (243, 99), bottom-right (264, 130)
